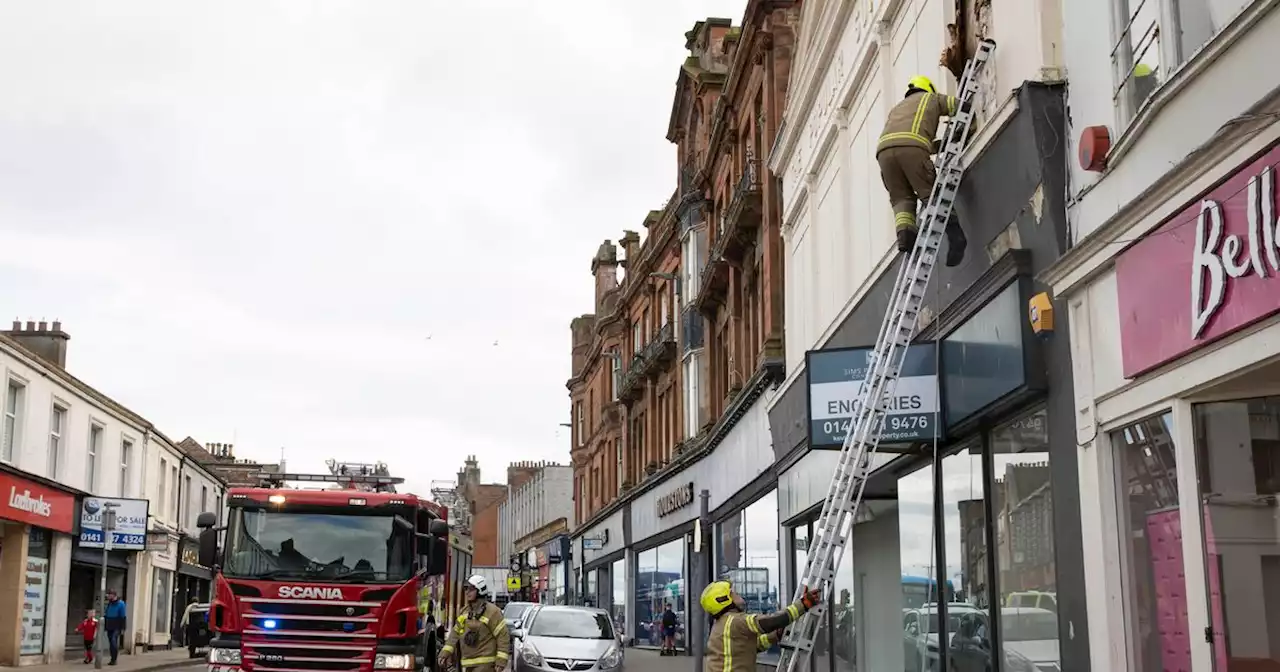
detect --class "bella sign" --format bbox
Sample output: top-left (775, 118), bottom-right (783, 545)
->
top-left (656, 482), bottom-right (695, 518)
top-left (1117, 143), bottom-right (1280, 377)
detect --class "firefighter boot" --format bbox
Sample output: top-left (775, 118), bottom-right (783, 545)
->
top-left (945, 213), bottom-right (967, 267)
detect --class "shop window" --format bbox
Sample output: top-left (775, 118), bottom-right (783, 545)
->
top-left (23, 528), bottom-right (50, 656)
top-left (611, 558), bottom-right (626, 637)
top-left (939, 440), bottom-right (991, 671)
top-left (586, 569), bottom-right (597, 608)
top-left (635, 540), bottom-right (686, 649)
top-left (715, 492), bottom-right (783, 661)
top-left (1193, 396), bottom-right (1280, 669)
top-left (899, 462), bottom-right (942, 672)
top-left (153, 568), bottom-right (173, 639)
top-left (788, 523), bottom-right (818, 672)
top-left (1112, 412), bottom-right (1182, 671)
top-left (991, 408), bottom-right (1061, 670)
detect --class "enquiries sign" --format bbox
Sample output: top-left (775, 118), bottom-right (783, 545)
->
top-left (806, 343), bottom-right (940, 449)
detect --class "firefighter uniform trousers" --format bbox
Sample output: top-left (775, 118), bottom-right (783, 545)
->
top-left (441, 601), bottom-right (510, 672)
top-left (875, 91), bottom-right (959, 234)
top-left (704, 602), bottom-right (805, 672)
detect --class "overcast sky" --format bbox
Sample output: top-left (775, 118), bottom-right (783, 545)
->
top-left (0, 0), bottom-right (747, 496)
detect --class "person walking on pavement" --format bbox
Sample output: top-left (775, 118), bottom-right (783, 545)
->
top-left (76, 609), bottom-right (98, 664)
top-left (876, 74), bottom-right (969, 266)
top-left (438, 576), bottom-right (510, 672)
top-left (660, 603), bottom-right (678, 656)
top-left (103, 589), bottom-right (127, 665)
top-left (700, 580), bottom-right (822, 672)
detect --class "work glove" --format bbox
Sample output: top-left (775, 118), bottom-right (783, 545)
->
top-left (799, 586), bottom-right (822, 610)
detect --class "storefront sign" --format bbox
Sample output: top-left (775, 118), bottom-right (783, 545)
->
top-left (535, 549), bottom-right (548, 568)
top-left (21, 555), bottom-right (48, 655)
top-left (656, 482), bottom-right (694, 517)
top-left (180, 538), bottom-right (206, 568)
top-left (1116, 143), bottom-right (1280, 377)
top-left (80, 497), bottom-right (149, 550)
top-left (806, 343), bottom-right (940, 448)
top-left (0, 472), bottom-right (74, 533)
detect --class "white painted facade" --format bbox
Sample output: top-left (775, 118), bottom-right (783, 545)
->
top-left (1, 333), bottom-right (228, 661)
top-left (498, 465), bottom-right (574, 561)
top-left (768, 0), bottom-right (1066, 396)
top-left (1046, 0), bottom-right (1280, 669)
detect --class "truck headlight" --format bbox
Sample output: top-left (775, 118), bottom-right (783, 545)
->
top-left (208, 648), bottom-right (242, 665)
top-left (374, 653), bottom-right (414, 670)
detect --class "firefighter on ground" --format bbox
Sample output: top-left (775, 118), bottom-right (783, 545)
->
top-left (438, 575), bottom-right (510, 672)
top-left (700, 580), bottom-right (823, 672)
top-left (876, 74), bottom-right (969, 267)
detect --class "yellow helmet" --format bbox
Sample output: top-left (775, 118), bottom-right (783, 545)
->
top-left (907, 75), bottom-right (936, 94)
top-left (1133, 63), bottom-right (1154, 77)
top-left (700, 580), bottom-right (735, 616)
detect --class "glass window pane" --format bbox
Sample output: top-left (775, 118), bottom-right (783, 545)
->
top-left (1194, 397), bottom-right (1280, 669)
top-left (611, 558), bottom-right (626, 638)
top-left (993, 408), bottom-right (1061, 671)
top-left (586, 569), bottom-right (597, 608)
top-left (941, 442), bottom-right (990, 672)
top-left (740, 492), bottom-right (781, 662)
top-left (718, 510), bottom-right (745, 577)
top-left (899, 463), bottom-right (939, 672)
top-left (1113, 411), bottom-right (1183, 671)
top-left (635, 543), bottom-right (685, 650)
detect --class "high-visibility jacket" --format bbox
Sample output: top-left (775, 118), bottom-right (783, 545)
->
top-left (440, 600), bottom-right (510, 669)
top-left (876, 91), bottom-right (960, 155)
top-left (705, 600), bottom-right (809, 672)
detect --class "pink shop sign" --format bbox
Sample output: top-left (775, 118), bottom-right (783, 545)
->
top-left (1116, 143), bottom-right (1280, 377)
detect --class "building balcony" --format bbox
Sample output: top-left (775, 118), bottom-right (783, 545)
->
top-left (616, 323), bottom-right (677, 404)
top-left (694, 245), bottom-right (729, 314)
top-left (718, 157), bottom-right (764, 264)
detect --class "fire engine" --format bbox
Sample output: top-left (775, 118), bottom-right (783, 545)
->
top-left (195, 462), bottom-right (475, 672)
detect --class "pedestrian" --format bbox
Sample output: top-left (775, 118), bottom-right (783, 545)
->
top-left (103, 589), bottom-right (128, 665)
top-left (700, 581), bottom-right (822, 672)
top-left (76, 609), bottom-right (98, 664)
top-left (661, 603), bottom-right (678, 655)
top-left (875, 74), bottom-right (969, 267)
top-left (438, 576), bottom-right (511, 672)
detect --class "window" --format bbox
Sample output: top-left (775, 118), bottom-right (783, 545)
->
top-left (633, 321), bottom-right (643, 354)
top-left (1111, 0), bottom-right (1243, 126)
top-left (528, 609), bottom-right (614, 639)
top-left (660, 290), bottom-right (670, 327)
top-left (611, 558), bottom-right (626, 633)
top-left (152, 568), bottom-right (173, 635)
top-left (159, 458), bottom-right (169, 519)
top-left (120, 439), bottom-right (133, 497)
top-left (575, 400), bottom-right (584, 446)
top-left (717, 491), bottom-right (783, 662)
top-left (87, 425), bottom-right (103, 491)
top-left (201, 485), bottom-right (209, 520)
top-left (49, 405), bottom-right (66, 477)
top-left (635, 539), bottom-right (686, 649)
top-left (215, 495), bottom-right (223, 525)
top-left (611, 351), bottom-right (622, 402)
top-left (185, 475), bottom-right (193, 528)
top-left (3, 379), bottom-right (24, 462)
top-left (1112, 412), bottom-right (1180, 671)
top-left (1193, 396), bottom-right (1280, 667)
top-left (170, 464), bottom-right (179, 521)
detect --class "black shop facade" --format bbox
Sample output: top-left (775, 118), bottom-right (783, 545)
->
top-left (767, 82), bottom-right (1091, 672)
top-left (173, 535), bottom-right (211, 624)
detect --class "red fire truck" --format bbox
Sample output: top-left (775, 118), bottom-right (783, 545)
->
top-left (195, 465), bottom-right (474, 672)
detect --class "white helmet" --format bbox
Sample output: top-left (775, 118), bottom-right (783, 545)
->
top-left (466, 575), bottom-right (489, 596)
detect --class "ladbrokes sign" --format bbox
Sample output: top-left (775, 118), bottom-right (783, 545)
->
top-left (656, 482), bottom-right (694, 518)
top-left (1116, 143), bottom-right (1280, 377)
top-left (0, 472), bottom-right (74, 534)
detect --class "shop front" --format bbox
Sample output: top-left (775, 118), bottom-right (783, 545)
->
top-left (68, 496), bottom-right (148, 655)
top-left (768, 83), bottom-right (1088, 672)
top-left (573, 506), bottom-right (626, 620)
top-left (537, 537), bottom-right (570, 605)
top-left (147, 531), bottom-right (178, 648)
top-left (174, 535), bottom-right (212, 616)
top-left (0, 468), bottom-right (77, 665)
top-left (626, 373), bottom-right (780, 654)
top-left (1047, 133), bottom-right (1280, 671)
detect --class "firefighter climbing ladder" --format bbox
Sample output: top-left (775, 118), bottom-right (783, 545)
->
top-left (776, 38), bottom-right (997, 672)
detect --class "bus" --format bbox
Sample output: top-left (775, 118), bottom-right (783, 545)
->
top-left (901, 575), bottom-right (955, 609)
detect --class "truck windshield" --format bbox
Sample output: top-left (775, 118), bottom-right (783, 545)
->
top-left (223, 509), bottom-right (413, 582)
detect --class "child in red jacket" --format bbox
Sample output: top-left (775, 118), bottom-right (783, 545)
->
top-left (76, 610), bottom-right (98, 663)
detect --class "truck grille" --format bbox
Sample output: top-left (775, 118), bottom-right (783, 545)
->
top-left (240, 596), bottom-right (381, 672)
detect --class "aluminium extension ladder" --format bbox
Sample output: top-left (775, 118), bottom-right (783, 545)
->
top-left (776, 38), bottom-right (997, 672)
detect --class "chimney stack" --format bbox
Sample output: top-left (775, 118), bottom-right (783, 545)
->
top-left (3, 318), bottom-right (71, 368)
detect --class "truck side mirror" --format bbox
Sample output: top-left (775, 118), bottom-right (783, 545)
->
top-left (426, 536), bottom-right (448, 576)
top-left (198, 527), bottom-right (219, 568)
top-left (196, 512), bottom-right (218, 529)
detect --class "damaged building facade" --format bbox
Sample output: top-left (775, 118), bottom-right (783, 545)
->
top-left (767, 0), bottom-right (1084, 670)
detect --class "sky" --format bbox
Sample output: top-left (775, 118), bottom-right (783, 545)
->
top-left (0, 0), bottom-right (749, 496)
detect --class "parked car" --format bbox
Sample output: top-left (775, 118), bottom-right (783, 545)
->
top-left (505, 601), bottom-right (537, 629)
top-left (513, 605), bottom-right (624, 672)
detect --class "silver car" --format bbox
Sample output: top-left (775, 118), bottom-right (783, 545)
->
top-left (513, 606), bottom-right (624, 672)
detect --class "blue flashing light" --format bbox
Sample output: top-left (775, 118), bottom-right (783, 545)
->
top-left (343, 622), bottom-right (356, 632)
top-left (263, 619), bottom-right (279, 630)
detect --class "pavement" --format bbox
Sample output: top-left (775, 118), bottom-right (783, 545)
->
top-left (623, 648), bottom-right (779, 672)
top-left (1, 650), bottom-right (200, 672)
